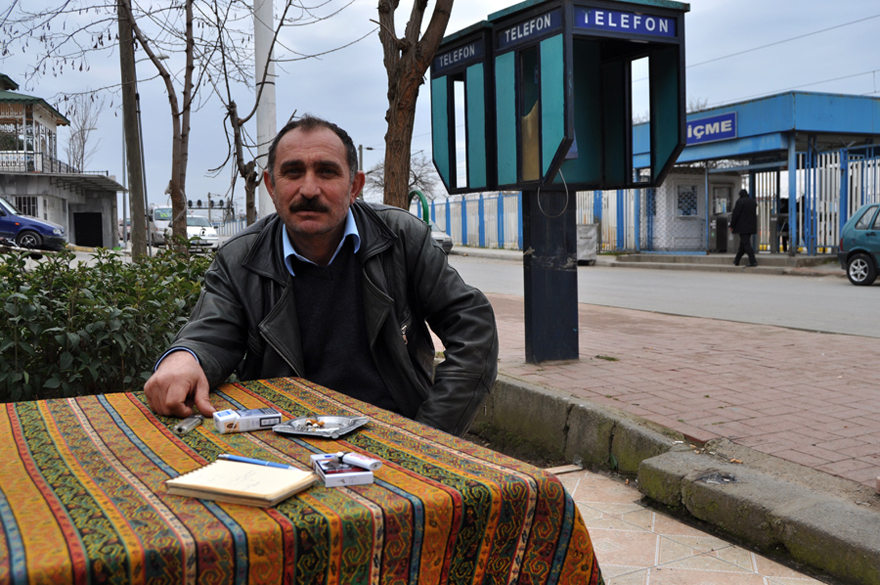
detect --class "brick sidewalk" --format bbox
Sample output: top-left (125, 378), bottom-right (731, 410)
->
top-left (487, 293), bottom-right (880, 488)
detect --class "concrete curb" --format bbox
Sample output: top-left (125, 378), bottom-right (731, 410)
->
top-left (472, 373), bottom-right (688, 475)
top-left (639, 450), bottom-right (880, 585)
top-left (474, 373), bottom-right (880, 585)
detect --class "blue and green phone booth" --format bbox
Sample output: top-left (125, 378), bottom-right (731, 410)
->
top-left (431, 0), bottom-right (689, 362)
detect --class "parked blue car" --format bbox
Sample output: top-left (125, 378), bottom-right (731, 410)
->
top-left (838, 202), bottom-right (880, 285)
top-left (0, 197), bottom-right (67, 250)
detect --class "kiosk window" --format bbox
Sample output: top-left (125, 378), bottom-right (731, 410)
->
top-left (676, 185), bottom-right (698, 216)
top-left (712, 186), bottom-right (731, 214)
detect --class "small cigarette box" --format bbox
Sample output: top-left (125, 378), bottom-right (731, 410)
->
top-left (213, 407), bottom-right (282, 434)
top-left (310, 453), bottom-right (374, 487)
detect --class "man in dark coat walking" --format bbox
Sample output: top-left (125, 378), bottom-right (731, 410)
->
top-left (730, 189), bottom-right (758, 267)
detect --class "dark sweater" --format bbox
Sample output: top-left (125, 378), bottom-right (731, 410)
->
top-left (288, 241), bottom-right (399, 413)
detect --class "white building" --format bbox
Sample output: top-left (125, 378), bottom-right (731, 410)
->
top-left (0, 74), bottom-right (124, 248)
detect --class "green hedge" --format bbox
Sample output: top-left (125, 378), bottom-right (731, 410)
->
top-left (0, 247), bottom-right (212, 402)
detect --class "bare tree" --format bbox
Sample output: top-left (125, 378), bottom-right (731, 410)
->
top-left (2, 0), bottom-right (253, 254)
top-left (688, 96), bottom-right (709, 113)
top-left (121, 0), bottom-right (200, 253)
top-left (364, 151), bottom-right (443, 202)
top-left (377, 0), bottom-right (454, 209)
top-left (206, 0), bottom-right (372, 226)
top-left (64, 92), bottom-right (105, 171)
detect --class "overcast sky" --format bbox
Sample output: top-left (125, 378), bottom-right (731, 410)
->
top-left (3, 0), bottom-right (879, 215)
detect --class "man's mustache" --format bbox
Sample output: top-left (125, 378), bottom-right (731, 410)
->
top-left (288, 199), bottom-right (330, 213)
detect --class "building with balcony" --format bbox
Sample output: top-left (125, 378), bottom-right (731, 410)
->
top-left (0, 74), bottom-right (124, 248)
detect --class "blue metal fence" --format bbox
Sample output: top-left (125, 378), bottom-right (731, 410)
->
top-left (216, 145), bottom-right (880, 256)
top-left (421, 193), bottom-right (524, 250)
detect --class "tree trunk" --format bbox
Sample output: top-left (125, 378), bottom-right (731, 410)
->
top-left (117, 0), bottom-right (147, 261)
top-left (229, 100), bottom-right (260, 225)
top-left (379, 0), bottom-right (454, 209)
top-left (173, 0), bottom-right (195, 249)
top-left (125, 0), bottom-right (194, 252)
top-left (245, 171), bottom-right (258, 224)
top-left (383, 99), bottom-right (417, 209)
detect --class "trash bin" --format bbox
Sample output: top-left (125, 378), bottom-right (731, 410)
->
top-left (576, 224), bottom-right (599, 265)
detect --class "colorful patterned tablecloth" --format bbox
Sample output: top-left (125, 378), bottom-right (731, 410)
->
top-left (0, 378), bottom-right (603, 585)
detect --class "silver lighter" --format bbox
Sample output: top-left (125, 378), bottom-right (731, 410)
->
top-left (172, 414), bottom-right (204, 436)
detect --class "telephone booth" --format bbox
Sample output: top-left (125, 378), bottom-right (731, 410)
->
top-left (431, 0), bottom-right (690, 362)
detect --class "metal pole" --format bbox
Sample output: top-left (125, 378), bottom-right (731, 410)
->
top-left (254, 0), bottom-right (277, 219)
top-left (135, 88), bottom-right (152, 257)
top-left (522, 189), bottom-right (579, 363)
top-left (788, 135), bottom-right (798, 257)
top-left (121, 121), bottom-right (128, 249)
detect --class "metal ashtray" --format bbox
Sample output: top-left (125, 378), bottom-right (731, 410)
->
top-left (273, 415), bottom-right (369, 439)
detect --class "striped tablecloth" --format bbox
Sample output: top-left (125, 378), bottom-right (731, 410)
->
top-left (0, 378), bottom-right (603, 584)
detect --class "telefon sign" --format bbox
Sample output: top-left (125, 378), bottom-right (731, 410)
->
top-left (432, 40), bottom-right (484, 75)
top-left (574, 7), bottom-right (677, 38)
top-left (687, 112), bottom-right (737, 145)
top-left (497, 10), bottom-right (563, 50)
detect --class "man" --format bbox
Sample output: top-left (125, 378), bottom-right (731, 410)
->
top-left (730, 188), bottom-right (758, 267)
top-left (144, 115), bottom-right (499, 436)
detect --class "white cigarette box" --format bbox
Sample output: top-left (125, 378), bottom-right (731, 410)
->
top-left (311, 453), bottom-right (373, 487)
top-left (212, 408), bottom-right (282, 434)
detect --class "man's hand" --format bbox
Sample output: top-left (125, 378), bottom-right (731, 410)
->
top-left (144, 350), bottom-right (215, 418)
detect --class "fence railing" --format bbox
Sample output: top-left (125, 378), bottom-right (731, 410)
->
top-left (0, 151), bottom-right (80, 174)
top-left (418, 193), bottom-right (524, 250)
top-left (216, 219), bottom-right (247, 237)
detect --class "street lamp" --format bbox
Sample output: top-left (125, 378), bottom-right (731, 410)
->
top-left (358, 145), bottom-right (375, 200)
top-left (358, 144), bottom-right (374, 172)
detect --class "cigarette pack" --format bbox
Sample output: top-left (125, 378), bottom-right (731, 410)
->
top-left (310, 453), bottom-right (373, 487)
top-left (213, 408), bottom-right (282, 434)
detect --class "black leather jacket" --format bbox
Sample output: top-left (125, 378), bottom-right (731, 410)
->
top-left (170, 201), bottom-right (499, 436)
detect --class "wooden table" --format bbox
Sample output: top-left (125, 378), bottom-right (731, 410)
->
top-left (0, 378), bottom-right (603, 584)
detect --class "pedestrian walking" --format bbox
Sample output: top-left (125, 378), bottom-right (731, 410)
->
top-left (730, 189), bottom-right (758, 267)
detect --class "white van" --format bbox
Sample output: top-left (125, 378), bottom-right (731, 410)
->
top-left (148, 206), bottom-right (172, 245)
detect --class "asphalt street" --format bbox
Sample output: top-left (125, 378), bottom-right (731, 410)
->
top-left (447, 254), bottom-right (879, 338)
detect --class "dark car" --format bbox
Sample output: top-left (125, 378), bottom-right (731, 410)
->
top-left (838, 202), bottom-right (880, 285)
top-left (0, 197), bottom-right (67, 250)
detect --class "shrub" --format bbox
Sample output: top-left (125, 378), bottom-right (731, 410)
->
top-left (0, 247), bottom-right (212, 402)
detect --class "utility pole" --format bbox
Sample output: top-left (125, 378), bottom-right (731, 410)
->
top-left (118, 0), bottom-right (147, 260)
top-left (254, 0), bottom-right (277, 220)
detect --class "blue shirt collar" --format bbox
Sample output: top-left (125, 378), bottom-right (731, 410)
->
top-left (282, 209), bottom-right (360, 276)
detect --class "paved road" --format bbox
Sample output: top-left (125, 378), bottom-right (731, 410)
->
top-left (448, 254), bottom-right (879, 338)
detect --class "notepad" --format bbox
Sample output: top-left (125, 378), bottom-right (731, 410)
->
top-left (165, 459), bottom-right (317, 507)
